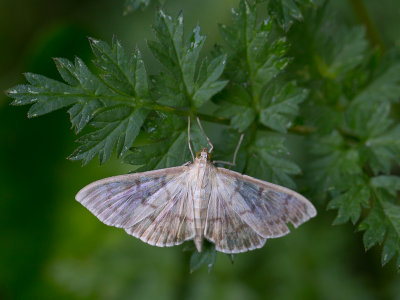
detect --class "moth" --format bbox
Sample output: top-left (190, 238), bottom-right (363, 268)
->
top-left (76, 117), bottom-right (316, 254)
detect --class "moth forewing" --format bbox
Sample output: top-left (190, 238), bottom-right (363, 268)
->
top-left (75, 166), bottom-right (194, 235)
top-left (124, 177), bottom-right (196, 248)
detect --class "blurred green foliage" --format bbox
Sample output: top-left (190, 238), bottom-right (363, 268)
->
top-left (2, 0), bottom-right (400, 299)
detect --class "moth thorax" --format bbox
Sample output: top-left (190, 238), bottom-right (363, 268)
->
top-left (196, 148), bottom-right (211, 161)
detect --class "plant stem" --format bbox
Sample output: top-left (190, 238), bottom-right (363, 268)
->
top-left (153, 103), bottom-right (315, 135)
top-left (349, 0), bottom-right (385, 52)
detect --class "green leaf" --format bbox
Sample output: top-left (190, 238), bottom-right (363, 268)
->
top-left (192, 55), bottom-right (228, 108)
top-left (124, 114), bottom-right (210, 171)
top-left (365, 125), bottom-right (400, 174)
top-left (380, 199), bottom-right (400, 267)
top-left (8, 37), bottom-right (154, 164)
top-left (9, 58), bottom-right (115, 133)
top-left (259, 82), bottom-right (308, 133)
top-left (70, 106), bottom-right (149, 165)
top-left (246, 131), bottom-right (300, 189)
top-left (351, 102), bottom-right (400, 174)
top-left (8, 73), bottom-right (77, 116)
top-left (267, 0), bottom-right (305, 31)
top-left (151, 72), bottom-right (187, 107)
top-left (359, 190), bottom-right (400, 267)
top-left (123, 0), bottom-right (151, 15)
top-left (265, 0), bottom-right (322, 31)
top-left (345, 102), bottom-right (392, 140)
top-left (219, 1), bottom-right (289, 94)
top-left (343, 102), bottom-right (399, 173)
top-left (218, 1), bottom-right (304, 134)
top-left (68, 99), bottom-right (103, 133)
top-left (308, 131), bottom-right (362, 198)
top-left (328, 182), bottom-right (370, 225)
top-left (358, 201), bottom-right (387, 250)
top-left (370, 175), bottom-right (400, 197)
top-left (189, 241), bottom-right (216, 273)
top-left (214, 84), bottom-right (256, 132)
top-left (352, 63), bottom-right (400, 105)
top-left (149, 11), bottom-right (226, 108)
top-left (89, 37), bottom-right (150, 100)
top-left (315, 26), bottom-right (368, 79)
top-left (124, 128), bottom-right (190, 171)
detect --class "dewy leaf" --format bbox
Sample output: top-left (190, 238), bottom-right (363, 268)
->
top-left (380, 199), bottom-right (400, 267)
top-left (352, 63), bottom-right (400, 105)
top-left (358, 201), bottom-right (387, 251)
top-left (68, 99), bottom-right (103, 134)
top-left (148, 11), bottom-right (227, 109)
top-left (124, 114), bottom-right (212, 171)
top-left (189, 241), bottom-right (216, 273)
top-left (9, 58), bottom-right (116, 133)
top-left (123, 0), bottom-right (151, 15)
top-left (359, 190), bottom-right (400, 268)
top-left (328, 182), bottom-right (370, 225)
top-left (217, 0), bottom-right (304, 133)
top-left (345, 102), bottom-right (392, 140)
top-left (267, 0), bottom-right (304, 31)
top-left (8, 37), bottom-right (152, 164)
top-left (214, 84), bottom-right (256, 132)
top-left (245, 131), bottom-right (300, 189)
top-left (151, 72), bottom-right (186, 107)
top-left (315, 26), bottom-right (368, 79)
top-left (70, 106), bottom-right (149, 165)
top-left (89, 37), bottom-right (150, 100)
top-left (54, 57), bottom-right (110, 133)
top-left (219, 1), bottom-right (290, 97)
top-left (370, 176), bottom-right (400, 197)
top-left (8, 73), bottom-right (78, 116)
top-left (308, 131), bottom-right (363, 199)
top-left (192, 55), bottom-right (228, 108)
top-left (266, 0), bottom-right (321, 31)
top-left (124, 128), bottom-right (190, 171)
top-left (259, 82), bottom-right (308, 133)
top-left (365, 124), bottom-right (400, 174)
top-left (348, 102), bottom-right (400, 175)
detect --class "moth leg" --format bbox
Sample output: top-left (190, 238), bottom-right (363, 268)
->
top-left (213, 133), bottom-right (244, 166)
top-left (188, 116), bottom-right (195, 161)
top-left (196, 116), bottom-right (214, 153)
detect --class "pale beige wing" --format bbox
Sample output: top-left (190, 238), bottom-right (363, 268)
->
top-left (124, 179), bottom-right (195, 247)
top-left (204, 186), bottom-right (267, 254)
top-left (205, 167), bottom-right (316, 254)
top-left (76, 166), bottom-right (195, 247)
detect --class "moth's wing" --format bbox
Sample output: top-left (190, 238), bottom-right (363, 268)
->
top-left (76, 166), bottom-right (195, 247)
top-left (204, 166), bottom-right (267, 254)
top-left (205, 167), bottom-right (316, 254)
top-left (124, 177), bottom-right (195, 247)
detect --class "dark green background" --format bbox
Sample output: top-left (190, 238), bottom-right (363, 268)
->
top-left (1, 0), bottom-right (400, 299)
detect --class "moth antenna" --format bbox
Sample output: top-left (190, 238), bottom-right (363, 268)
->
top-left (196, 116), bottom-right (214, 153)
top-left (213, 133), bottom-right (244, 167)
top-left (188, 116), bottom-right (195, 161)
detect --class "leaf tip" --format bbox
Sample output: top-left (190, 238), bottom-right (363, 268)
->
top-left (22, 72), bottom-right (31, 79)
top-left (158, 9), bottom-right (166, 18)
top-left (52, 57), bottom-right (63, 67)
top-left (5, 88), bottom-right (16, 96)
top-left (27, 111), bottom-right (38, 118)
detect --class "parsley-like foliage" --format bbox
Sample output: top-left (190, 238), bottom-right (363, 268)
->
top-left (7, 0), bottom-right (400, 272)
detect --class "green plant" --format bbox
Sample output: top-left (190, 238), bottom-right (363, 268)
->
top-left (7, 0), bottom-right (400, 272)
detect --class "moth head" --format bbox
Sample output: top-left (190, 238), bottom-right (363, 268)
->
top-left (196, 148), bottom-right (211, 160)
